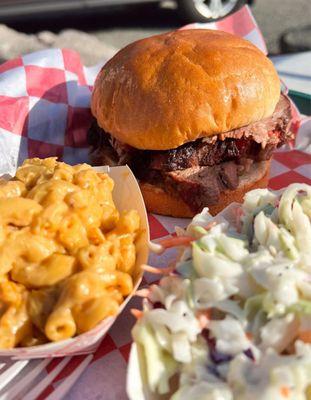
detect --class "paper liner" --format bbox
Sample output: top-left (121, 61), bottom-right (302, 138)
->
top-left (0, 165), bottom-right (149, 360)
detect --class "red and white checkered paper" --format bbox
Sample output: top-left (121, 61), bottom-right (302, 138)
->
top-left (0, 5), bottom-right (310, 400)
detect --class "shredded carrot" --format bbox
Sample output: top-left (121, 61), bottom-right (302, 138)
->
top-left (203, 221), bottom-right (217, 231)
top-left (280, 386), bottom-right (290, 397)
top-left (268, 130), bottom-right (280, 138)
top-left (246, 332), bottom-right (253, 341)
top-left (131, 309), bottom-right (143, 319)
top-left (196, 309), bottom-right (212, 329)
top-left (298, 331), bottom-right (311, 343)
top-left (157, 236), bottom-right (193, 249)
top-left (235, 207), bottom-right (244, 233)
top-left (135, 288), bottom-right (150, 298)
top-left (142, 264), bottom-right (175, 275)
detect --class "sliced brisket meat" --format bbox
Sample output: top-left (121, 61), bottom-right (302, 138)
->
top-left (165, 162), bottom-right (239, 212)
top-left (147, 137), bottom-right (276, 171)
top-left (216, 93), bottom-right (292, 144)
top-left (218, 162), bottom-right (239, 189)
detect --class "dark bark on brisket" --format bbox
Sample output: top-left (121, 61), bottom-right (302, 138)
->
top-left (165, 163), bottom-right (239, 211)
top-left (87, 120), bottom-right (119, 166)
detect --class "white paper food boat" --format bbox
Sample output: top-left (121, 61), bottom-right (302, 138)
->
top-left (0, 165), bottom-right (149, 360)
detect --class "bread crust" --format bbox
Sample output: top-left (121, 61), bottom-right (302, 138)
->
top-left (140, 161), bottom-right (270, 217)
top-left (91, 29), bottom-right (280, 150)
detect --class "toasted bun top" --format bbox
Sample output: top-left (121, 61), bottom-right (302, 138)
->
top-left (91, 29), bottom-right (280, 150)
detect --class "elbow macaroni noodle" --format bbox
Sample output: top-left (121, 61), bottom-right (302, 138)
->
top-left (0, 158), bottom-right (140, 348)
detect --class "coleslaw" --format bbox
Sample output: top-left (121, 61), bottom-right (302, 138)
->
top-left (128, 183), bottom-right (311, 400)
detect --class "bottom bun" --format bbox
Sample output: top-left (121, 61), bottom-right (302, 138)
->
top-left (140, 161), bottom-right (270, 218)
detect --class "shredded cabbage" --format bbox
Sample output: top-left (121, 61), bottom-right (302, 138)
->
top-left (128, 184), bottom-right (311, 400)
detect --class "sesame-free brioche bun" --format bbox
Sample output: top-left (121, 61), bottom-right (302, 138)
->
top-left (140, 161), bottom-right (270, 218)
top-left (91, 29), bottom-right (280, 150)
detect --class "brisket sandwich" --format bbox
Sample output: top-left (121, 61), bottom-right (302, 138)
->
top-left (88, 29), bottom-right (293, 217)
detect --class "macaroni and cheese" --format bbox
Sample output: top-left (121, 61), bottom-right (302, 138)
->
top-left (0, 158), bottom-right (140, 348)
